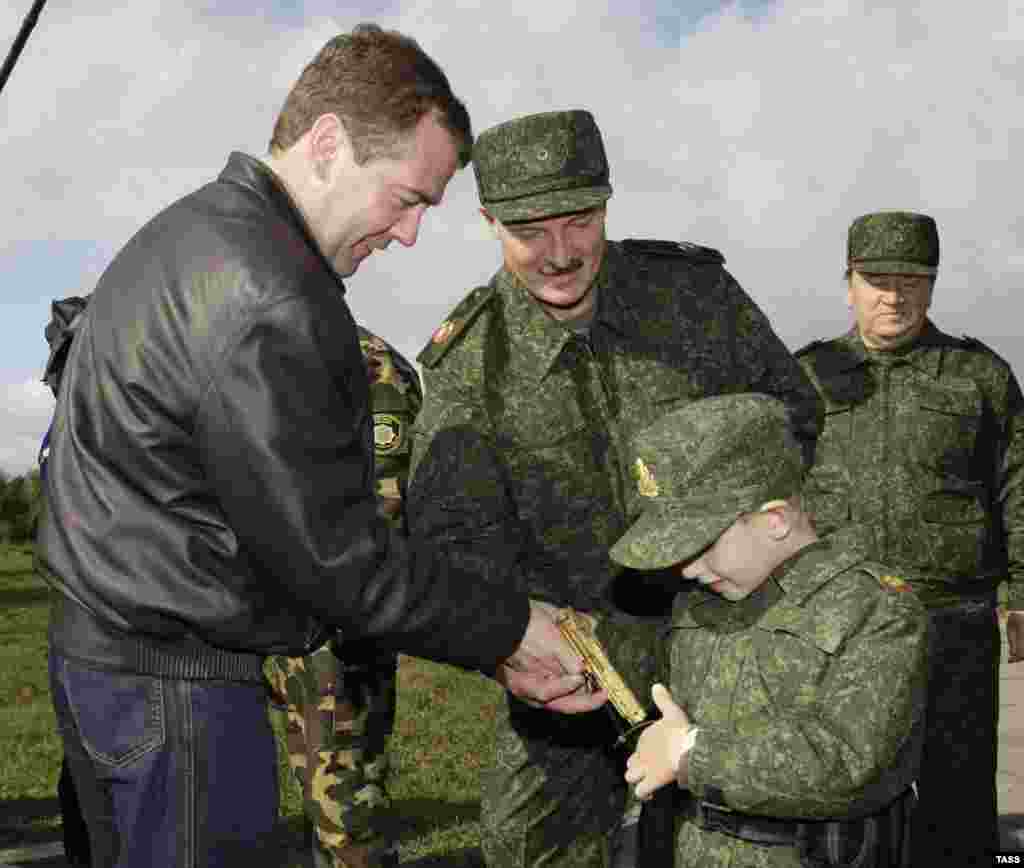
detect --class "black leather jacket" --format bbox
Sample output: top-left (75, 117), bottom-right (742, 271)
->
top-left (38, 152), bottom-right (528, 679)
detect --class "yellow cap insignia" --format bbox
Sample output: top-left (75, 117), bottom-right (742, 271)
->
top-left (879, 574), bottom-right (911, 593)
top-left (431, 319), bottom-right (456, 344)
top-left (634, 458), bottom-right (659, 498)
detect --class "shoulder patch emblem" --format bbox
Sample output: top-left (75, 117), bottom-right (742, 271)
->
top-left (431, 319), bottom-right (457, 345)
top-left (418, 284), bottom-right (496, 369)
top-left (634, 458), bottom-right (660, 498)
top-left (878, 574), bottom-right (912, 593)
top-left (373, 413), bottom-right (403, 453)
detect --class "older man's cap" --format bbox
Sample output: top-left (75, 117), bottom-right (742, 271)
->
top-left (473, 110), bottom-right (612, 223)
top-left (847, 211), bottom-right (939, 276)
top-left (610, 394), bottom-right (804, 570)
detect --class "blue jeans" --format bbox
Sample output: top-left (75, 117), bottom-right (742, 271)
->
top-left (49, 652), bottom-right (279, 868)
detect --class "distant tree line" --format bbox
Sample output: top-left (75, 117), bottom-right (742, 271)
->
top-left (0, 469), bottom-right (43, 544)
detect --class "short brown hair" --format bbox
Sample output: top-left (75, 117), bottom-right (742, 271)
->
top-left (269, 23), bottom-right (472, 166)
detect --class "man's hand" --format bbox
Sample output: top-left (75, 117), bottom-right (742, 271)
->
top-left (624, 684), bottom-right (694, 800)
top-left (496, 600), bottom-right (608, 714)
top-left (1006, 609), bottom-right (1024, 664)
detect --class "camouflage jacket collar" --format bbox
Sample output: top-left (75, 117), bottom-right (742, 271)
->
top-left (834, 320), bottom-right (955, 380)
top-left (681, 524), bottom-right (874, 653)
top-left (497, 268), bottom-right (579, 380)
top-left (497, 242), bottom-right (635, 381)
top-left (594, 242), bottom-right (643, 338)
top-left (771, 523), bottom-right (875, 602)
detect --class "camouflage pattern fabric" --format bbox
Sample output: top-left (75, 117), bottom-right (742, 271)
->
top-left (797, 319), bottom-right (1023, 866)
top-left (797, 323), bottom-right (1024, 609)
top-left (473, 110), bottom-right (613, 223)
top-left (408, 240), bottom-right (822, 868)
top-left (600, 525), bottom-right (929, 868)
top-left (609, 394), bottom-right (804, 571)
top-left (846, 211), bottom-right (940, 276)
top-left (266, 326), bottom-right (422, 868)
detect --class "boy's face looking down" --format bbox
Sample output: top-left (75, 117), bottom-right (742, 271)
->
top-left (678, 501), bottom-right (795, 601)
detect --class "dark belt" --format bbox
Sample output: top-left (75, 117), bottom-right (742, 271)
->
top-left (682, 793), bottom-right (799, 845)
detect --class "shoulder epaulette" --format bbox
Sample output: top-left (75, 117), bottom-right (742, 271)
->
top-left (621, 238), bottom-right (725, 265)
top-left (417, 284), bottom-right (496, 368)
top-left (957, 333), bottom-right (1013, 367)
top-left (794, 339), bottom-right (826, 358)
top-left (959, 334), bottom-right (993, 353)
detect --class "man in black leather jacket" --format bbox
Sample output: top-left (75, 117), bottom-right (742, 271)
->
top-left (38, 24), bottom-right (601, 868)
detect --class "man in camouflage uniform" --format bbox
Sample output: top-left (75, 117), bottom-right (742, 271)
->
top-left (407, 109), bottom-right (823, 867)
top-left (267, 326), bottom-right (422, 868)
top-left (796, 211), bottom-right (1024, 866)
top-left (599, 393), bottom-right (928, 868)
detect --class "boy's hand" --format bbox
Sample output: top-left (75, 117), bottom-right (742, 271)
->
top-left (624, 683), bottom-right (696, 800)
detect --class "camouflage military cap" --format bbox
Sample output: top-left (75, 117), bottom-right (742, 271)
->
top-left (847, 211), bottom-right (939, 275)
top-left (609, 394), bottom-right (803, 570)
top-left (473, 110), bottom-right (612, 222)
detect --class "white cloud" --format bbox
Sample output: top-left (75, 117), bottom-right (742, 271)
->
top-left (0, 379), bottom-right (53, 478)
top-left (3, 0), bottom-right (1024, 474)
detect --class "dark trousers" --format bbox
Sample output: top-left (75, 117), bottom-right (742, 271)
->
top-left (49, 651), bottom-right (279, 868)
top-left (910, 602), bottom-right (1000, 867)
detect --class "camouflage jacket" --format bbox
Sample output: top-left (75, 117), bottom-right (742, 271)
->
top-left (409, 240), bottom-right (822, 611)
top-left (797, 321), bottom-right (1024, 608)
top-left (357, 327), bottom-right (422, 529)
top-left (606, 527), bottom-right (928, 867)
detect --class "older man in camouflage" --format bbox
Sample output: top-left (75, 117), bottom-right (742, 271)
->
top-left (796, 211), bottom-right (1024, 866)
top-left (407, 110), bottom-right (822, 868)
top-left (267, 327), bottom-right (422, 868)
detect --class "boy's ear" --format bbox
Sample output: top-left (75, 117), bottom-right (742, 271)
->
top-left (762, 504), bottom-right (793, 541)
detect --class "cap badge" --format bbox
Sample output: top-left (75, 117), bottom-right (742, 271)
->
top-left (634, 458), bottom-right (659, 498)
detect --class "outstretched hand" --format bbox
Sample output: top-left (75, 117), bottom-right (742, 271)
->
top-left (496, 600), bottom-right (608, 714)
top-left (624, 683), bottom-right (694, 800)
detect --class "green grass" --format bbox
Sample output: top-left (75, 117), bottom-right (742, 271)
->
top-left (0, 544), bottom-right (503, 865)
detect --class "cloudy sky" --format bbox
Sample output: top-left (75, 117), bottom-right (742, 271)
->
top-left (1, 0), bottom-right (1022, 476)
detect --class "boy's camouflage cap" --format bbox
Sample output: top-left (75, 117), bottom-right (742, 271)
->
top-left (847, 211), bottom-right (939, 275)
top-left (610, 394), bottom-right (804, 570)
top-left (472, 110), bottom-right (612, 223)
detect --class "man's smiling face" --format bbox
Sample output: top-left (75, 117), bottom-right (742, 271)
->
top-left (487, 206), bottom-right (607, 321)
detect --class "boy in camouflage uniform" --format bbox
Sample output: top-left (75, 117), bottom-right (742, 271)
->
top-left (266, 327), bottom-right (422, 868)
top-left (595, 393), bottom-right (928, 867)
top-left (796, 212), bottom-right (1024, 866)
